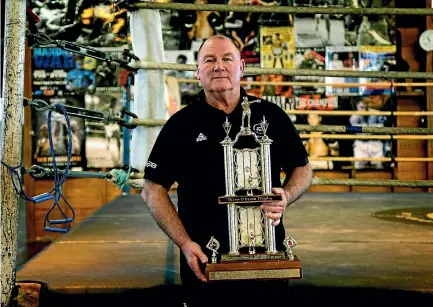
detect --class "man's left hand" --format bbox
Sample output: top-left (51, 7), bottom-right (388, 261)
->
top-left (260, 187), bottom-right (288, 226)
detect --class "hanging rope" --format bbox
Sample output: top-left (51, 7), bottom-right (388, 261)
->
top-left (42, 104), bottom-right (75, 233)
top-left (1, 103), bottom-right (76, 233)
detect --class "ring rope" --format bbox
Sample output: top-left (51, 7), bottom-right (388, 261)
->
top-left (177, 78), bottom-right (433, 89)
top-left (132, 2), bottom-right (433, 16)
top-left (295, 125), bottom-right (433, 135)
top-left (131, 61), bottom-right (433, 79)
top-left (308, 157), bottom-right (433, 162)
top-left (129, 119), bottom-right (433, 135)
top-left (287, 110), bottom-right (433, 117)
top-left (312, 178), bottom-right (433, 188)
top-left (299, 134), bottom-right (433, 140)
top-left (122, 177), bottom-right (433, 189)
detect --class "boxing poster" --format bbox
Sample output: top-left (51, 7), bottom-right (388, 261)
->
top-left (160, 9), bottom-right (183, 50)
top-left (32, 95), bottom-right (86, 169)
top-left (349, 95), bottom-right (393, 170)
top-left (176, 0), bottom-right (227, 52)
top-left (259, 26), bottom-right (295, 69)
top-left (85, 91), bottom-right (124, 169)
top-left (82, 47), bottom-right (125, 169)
top-left (225, 20), bottom-right (261, 67)
top-left (224, 0), bottom-right (272, 67)
top-left (351, 0), bottom-right (395, 46)
top-left (293, 0), bottom-right (345, 47)
top-left (32, 46), bottom-right (76, 98)
top-left (325, 46), bottom-right (361, 96)
top-left (242, 74), bottom-right (296, 119)
top-left (28, 0), bottom-right (129, 47)
top-left (359, 45), bottom-right (396, 96)
top-left (293, 47), bottom-right (326, 95)
top-left (294, 93), bottom-right (342, 170)
top-left (31, 46), bottom-right (86, 168)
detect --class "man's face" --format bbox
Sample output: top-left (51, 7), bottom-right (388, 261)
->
top-left (196, 37), bottom-right (245, 93)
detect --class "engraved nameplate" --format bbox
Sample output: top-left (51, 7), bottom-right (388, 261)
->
top-left (218, 194), bottom-right (282, 204)
top-left (209, 268), bottom-right (302, 281)
top-left (221, 252), bottom-right (287, 262)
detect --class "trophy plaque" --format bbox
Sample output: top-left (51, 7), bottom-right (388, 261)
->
top-left (205, 97), bottom-right (302, 282)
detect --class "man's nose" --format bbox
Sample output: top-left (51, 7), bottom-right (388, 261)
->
top-left (213, 60), bottom-right (225, 71)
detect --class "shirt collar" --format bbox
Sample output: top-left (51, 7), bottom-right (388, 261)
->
top-left (197, 87), bottom-right (248, 115)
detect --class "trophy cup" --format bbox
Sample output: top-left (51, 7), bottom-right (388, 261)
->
top-left (205, 97), bottom-right (302, 282)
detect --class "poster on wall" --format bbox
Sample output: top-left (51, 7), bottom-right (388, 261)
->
top-left (177, 0), bottom-right (227, 52)
top-left (28, 0), bottom-right (129, 47)
top-left (32, 95), bottom-right (86, 169)
top-left (225, 20), bottom-right (261, 67)
top-left (85, 91), bottom-right (124, 169)
top-left (160, 9), bottom-right (183, 50)
top-left (32, 46), bottom-right (75, 98)
top-left (293, 0), bottom-right (345, 47)
top-left (325, 46), bottom-right (360, 96)
top-left (165, 50), bottom-right (197, 95)
top-left (31, 46), bottom-right (86, 168)
top-left (348, 95), bottom-right (392, 169)
top-left (293, 94), bottom-right (356, 171)
top-left (259, 26), bottom-right (295, 69)
top-left (242, 74), bottom-right (295, 119)
top-left (78, 47), bottom-right (125, 169)
top-left (359, 45), bottom-right (396, 95)
top-left (293, 47), bottom-right (326, 95)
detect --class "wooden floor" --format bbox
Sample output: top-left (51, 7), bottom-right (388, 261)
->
top-left (16, 193), bottom-right (433, 306)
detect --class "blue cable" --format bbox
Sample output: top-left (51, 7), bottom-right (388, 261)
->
top-left (0, 161), bottom-right (34, 202)
top-left (43, 104), bottom-right (75, 233)
top-left (1, 103), bottom-right (76, 233)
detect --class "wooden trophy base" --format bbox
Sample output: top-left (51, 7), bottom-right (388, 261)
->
top-left (205, 253), bottom-right (302, 282)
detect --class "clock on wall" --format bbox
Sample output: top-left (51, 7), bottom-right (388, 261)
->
top-left (419, 29), bottom-right (433, 52)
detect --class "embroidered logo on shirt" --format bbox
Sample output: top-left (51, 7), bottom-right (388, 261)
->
top-left (196, 133), bottom-right (207, 142)
top-left (253, 123), bottom-right (265, 136)
top-left (146, 161), bottom-right (157, 169)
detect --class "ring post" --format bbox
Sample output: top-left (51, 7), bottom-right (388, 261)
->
top-left (0, 0), bottom-right (26, 305)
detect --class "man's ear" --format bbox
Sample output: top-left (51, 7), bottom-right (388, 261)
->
top-left (196, 64), bottom-right (199, 79)
top-left (240, 59), bottom-right (245, 76)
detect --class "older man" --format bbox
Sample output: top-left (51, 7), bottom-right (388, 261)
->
top-left (141, 35), bottom-right (312, 306)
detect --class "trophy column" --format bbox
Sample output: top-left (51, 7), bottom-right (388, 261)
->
top-left (206, 99), bottom-right (302, 282)
top-left (222, 138), bottom-right (239, 255)
top-left (260, 135), bottom-right (277, 254)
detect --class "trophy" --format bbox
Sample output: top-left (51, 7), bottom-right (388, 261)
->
top-left (205, 97), bottom-right (302, 282)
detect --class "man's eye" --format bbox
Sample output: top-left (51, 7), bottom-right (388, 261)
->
top-left (223, 58), bottom-right (233, 61)
top-left (205, 59), bottom-right (214, 63)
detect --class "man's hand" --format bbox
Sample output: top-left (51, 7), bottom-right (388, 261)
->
top-left (260, 187), bottom-right (288, 226)
top-left (180, 240), bottom-right (208, 282)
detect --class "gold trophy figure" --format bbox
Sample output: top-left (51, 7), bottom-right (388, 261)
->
top-left (205, 97), bottom-right (302, 281)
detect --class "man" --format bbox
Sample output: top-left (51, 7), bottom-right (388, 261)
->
top-left (64, 58), bottom-right (96, 94)
top-left (141, 35), bottom-right (312, 307)
top-left (349, 99), bottom-right (388, 169)
top-left (311, 0), bottom-right (331, 43)
top-left (34, 123), bottom-right (56, 160)
top-left (271, 33), bottom-right (285, 68)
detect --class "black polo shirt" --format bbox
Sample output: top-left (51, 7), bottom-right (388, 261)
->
top-left (144, 88), bottom-right (308, 256)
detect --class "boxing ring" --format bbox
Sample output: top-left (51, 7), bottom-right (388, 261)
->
top-left (14, 193), bottom-right (433, 306)
top-left (2, 0), bottom-right (433, 305)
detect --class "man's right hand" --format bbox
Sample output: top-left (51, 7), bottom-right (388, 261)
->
top-left (180, 240), bottom-right (208, 282)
